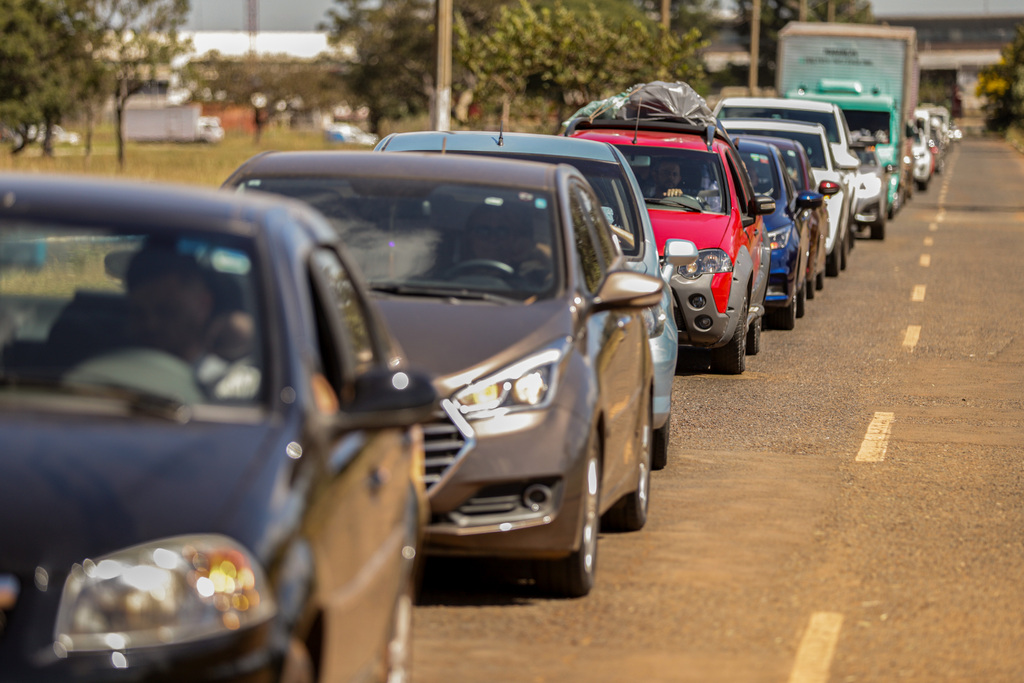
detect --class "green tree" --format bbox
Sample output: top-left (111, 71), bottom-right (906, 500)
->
top-left (86, 0), bottom-right (192, 169)
top-left (323, 0), bottom-right (435, 134)
top-left (0, 0), bottom-right (93, 156)
top-left (977, 22), bottom-right (1024, 132)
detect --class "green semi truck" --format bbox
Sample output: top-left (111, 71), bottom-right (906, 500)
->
top-left (777, 22), bottom-right (918, 221)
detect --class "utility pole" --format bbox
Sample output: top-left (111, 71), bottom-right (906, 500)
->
top-left (749, 0), bottom-right (760, 95)
top-left (247, 0), bottom-right (258, 55)
top-left (827, 0), bottom-right (835, 22)
top-left (432, 0), bottom-right (452, 131)
top-left (799, 0), bottom-right (807, 21)
top-left (661, 0), bottom-right (670, 30)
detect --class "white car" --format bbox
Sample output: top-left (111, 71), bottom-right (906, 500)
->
top-left (910, 129), bottom-right (934, 192)
top-left (197, 116), bottom-right (224, 144)
top-left (720, 118), bottom-right (849, 277)
top-left (715, 97), bottom-right (861, 268)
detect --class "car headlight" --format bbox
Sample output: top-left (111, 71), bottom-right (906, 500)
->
top-left (677, 249), bottom-right (733, 279)
top-left (54, 535), bottom-right (276, 654)
top-left (454, 339), bottom-right (568, 418)
top-left (641, 305), bottom-right (667, 338)
top-left (767, 227), bottom-right (791, 250)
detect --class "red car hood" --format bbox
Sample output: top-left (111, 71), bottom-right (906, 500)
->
top-left (647, 209), bottom-right (733, 255)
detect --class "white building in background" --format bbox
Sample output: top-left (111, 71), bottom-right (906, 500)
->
top-left (185, 31), bottom-right (338, 60)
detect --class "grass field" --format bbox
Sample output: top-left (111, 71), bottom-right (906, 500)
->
top-left (0, 125), bottom-right (375, 188)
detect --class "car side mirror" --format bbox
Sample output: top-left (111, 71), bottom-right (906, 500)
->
top-left (338, 367), bottom-right (437, 431)
top-left (795, 191), bottom-right (825, 210)
top-left (750, 196), bottom-right (776, 215)
top-left (817, 180), bottom-right (841, 197)
top-left (662, 239), bottom-right (698, 268)
top-left (592, 270), bottom-right (664, 312)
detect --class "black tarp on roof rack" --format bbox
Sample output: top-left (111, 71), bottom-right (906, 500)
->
top-left (566, 81), bottom-right (716, 128)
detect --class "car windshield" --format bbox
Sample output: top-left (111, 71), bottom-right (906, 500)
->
top-left (854, 147), bottom-right (879, 166)
top-left (719, 106), bottom-right (840, 144)
top-left (455, 152), bottom-right (641, 258)
top-left (238, 177), bottom-right (561, 301)
top-left (844, 110), bottom-right (891, 144)
top-left (726, 128), bottom-right (828, 169)
top-left (615, 147), bottom-right (727, 214)
top-left (0, 224), bottom-right (265, 407)
top-left (739, 149), bottom-right (778, 199)
top-left (774, 147), bottom-right (810, 189)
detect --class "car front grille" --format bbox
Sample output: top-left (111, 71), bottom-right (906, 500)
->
top-left (421, 399), bottom-right (474, 490)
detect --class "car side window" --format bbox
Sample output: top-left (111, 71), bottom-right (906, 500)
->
top-left (723, 148), bottom-right (755, 222)
top-left (569, 183), bottom-right (606, 295)
top-left (308, 248), bottom-right (378, 394)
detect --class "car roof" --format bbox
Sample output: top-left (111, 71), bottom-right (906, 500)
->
top-left (718, 97), bottom-right (839, 113)
top-left (0, 172), bottom-right (326, 240)
top-left (377, 130), bottom-right (623, 164)
top-left (720, 118), bottom-right (829, 138)
top-left (225, 150), bottom-right (569, 193)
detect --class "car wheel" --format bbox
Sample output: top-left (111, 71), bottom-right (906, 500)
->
top-left (816, 269), bottom-right (825, 291)
top-left (795, 280), bottom-right (806, 319)
top-left (839, 228), bottom-right (849, 271)
top-left (745, 311), bottom-right (761, 355)
top-left (806, 277), bottom-right (815, 301)
top-left (603, 394), bottom-right (651, 532)
top-left (534, 434), bottom-right (600, 597)
top-left (916, 178), bottom-right (929, 192)
top-left (825, 247), bottom-right (840, 277)
top-left (710, 294), bottom-right (747, 374)
top-left (766, 296), bottom-right (796, 331)
top-left (652, 412), bottom-right (670, 471)
top-left (871, 213), bottom-right (886, 240)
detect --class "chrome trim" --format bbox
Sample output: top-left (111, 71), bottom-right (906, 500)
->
top-left (421, 398), bottom-right (476, 492)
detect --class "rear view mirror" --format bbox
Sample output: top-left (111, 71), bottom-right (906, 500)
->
top-left (750, 196), bottom-right (776, 215)
top-left (662, 239), bottom-right (698, 268)
top-left (592, 270), bottom-right (663, 312)
top-left (795, 191), bottom-right (824, 210)
top-left (338, 367), bottom-right (437, 431)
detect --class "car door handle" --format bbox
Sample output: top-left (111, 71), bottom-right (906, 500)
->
top-left (367, 466), bottom-right (391, 493)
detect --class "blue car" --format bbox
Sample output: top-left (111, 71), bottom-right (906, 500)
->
top-left (733, 137), bottom-right (824, 330)
top-left (375, 130), bottom-right (697, 470)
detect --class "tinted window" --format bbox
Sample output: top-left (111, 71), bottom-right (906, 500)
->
top-left (726, 128), bottom-right (828, 169)
top-left (570, 188), bottom-right (603, 294)
top-left (720, 106), bottom-right (839, 143)
top-left (844, 110), bottom-right (892, 144)
top-left (238, 177), bottom-right (560, 301)
top-left (739, 148), bottom-right (778, 199)
top-left (310, 249), bottom-right (376, 377)
top-left (0, 224), bottom-right (264, 407)
top-left (462, 152), bottom-right (642, 258)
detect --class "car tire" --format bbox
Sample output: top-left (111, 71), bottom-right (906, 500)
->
top-left (603, 394), bottom-right (651, 532)
top-left (710, 294), bottom-right (747, 374)
top-left (816, 269), bottom-right (825, 290)
top-left (652, 412), bottom-right (670, 471)
top-left (806, 277), bottom-right (815, 300)
top-left (534, 434), bottom-right (600, 597)
top-left (825, 248), bottom-right (840, 277)
top-left (745, 312), bottom-right (761, 355)
top-left (916, 178), bottom-right (929, 192)
top-left (839, 228), bottom-right (849, 271)
top-left (766, 296), bottom-right (796, 330)
top-left (795, 280), bottom-right (806, 319)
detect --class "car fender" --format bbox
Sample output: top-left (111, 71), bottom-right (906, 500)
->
top-left (719, 245), bottom-right (754, 343)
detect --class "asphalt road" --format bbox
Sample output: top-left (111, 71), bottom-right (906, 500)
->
top-left (410, 136), bottom-right (1024, 683)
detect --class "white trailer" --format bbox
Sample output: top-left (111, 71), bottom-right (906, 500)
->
top-left (124, 105), bottom-right (220, 143)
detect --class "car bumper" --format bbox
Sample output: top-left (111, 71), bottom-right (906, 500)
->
top-left (854, 195), bottom-right (884, 225)
top-left (765, 243), bottom-right (799, 306)
top-left (668, 271), bottom-right (743, 349)
top-left (422, 399), bottom-right (592, 560)
top-left (649, 301), bottom-right (678, 429)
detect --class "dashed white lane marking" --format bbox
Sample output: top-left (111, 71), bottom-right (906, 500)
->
top-left (903, 325), bottom-right (921, 350)
top-left (920, 254), bottom-right (931, 267)
top-left (856, 412), bottom-right (896, 463)
top-left (937, 209), bottom-right (946, 222)
top-left (928, 222), bottom-right (938, 232)
top-left (911, 285), bottom-right (927, 302)
top-left (788, 612), bottom-right (845, 683)
top-left (924, 237), bottom-right (934, 246)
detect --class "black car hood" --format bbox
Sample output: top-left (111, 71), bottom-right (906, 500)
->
top-left (0, 410), bottom-right (282, 574)
top-left (372, 296), bottom-right (572, 393)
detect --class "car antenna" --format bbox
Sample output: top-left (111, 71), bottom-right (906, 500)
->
top-left (441, 136), bottom-right (447, 154)
top-left (497, 121), bottom-right (504, 147)
top-left (632, 95), bottom-right (643, 145)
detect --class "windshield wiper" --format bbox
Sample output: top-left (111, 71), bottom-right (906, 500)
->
top-left (370, 282), bottom-right (519, 304)
top-left (0, 374), bottom-right (192, 422)
top-left (644, 198), bottom-right (703, 212)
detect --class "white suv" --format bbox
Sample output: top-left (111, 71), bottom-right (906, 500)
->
top-left (714, 97), bottom-right (861, 271)
top-left (719, 118), bottom-right (849, 276)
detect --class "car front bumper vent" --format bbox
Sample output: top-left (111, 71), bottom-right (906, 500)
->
top-left (422, 399), bottom-right (475, 490)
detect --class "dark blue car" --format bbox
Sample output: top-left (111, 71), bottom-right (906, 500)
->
top-left (733, 137), bottom-right (824, 330)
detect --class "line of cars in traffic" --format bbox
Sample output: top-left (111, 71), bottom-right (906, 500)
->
top-left (0, 80), bottom-right (957, 682)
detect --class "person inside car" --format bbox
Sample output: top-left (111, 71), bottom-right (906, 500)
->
top-left (461, 203), bottom-right (552, 287)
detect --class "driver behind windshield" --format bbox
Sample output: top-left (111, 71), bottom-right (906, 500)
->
top-left (462, 203), bottom-right (552, 287)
